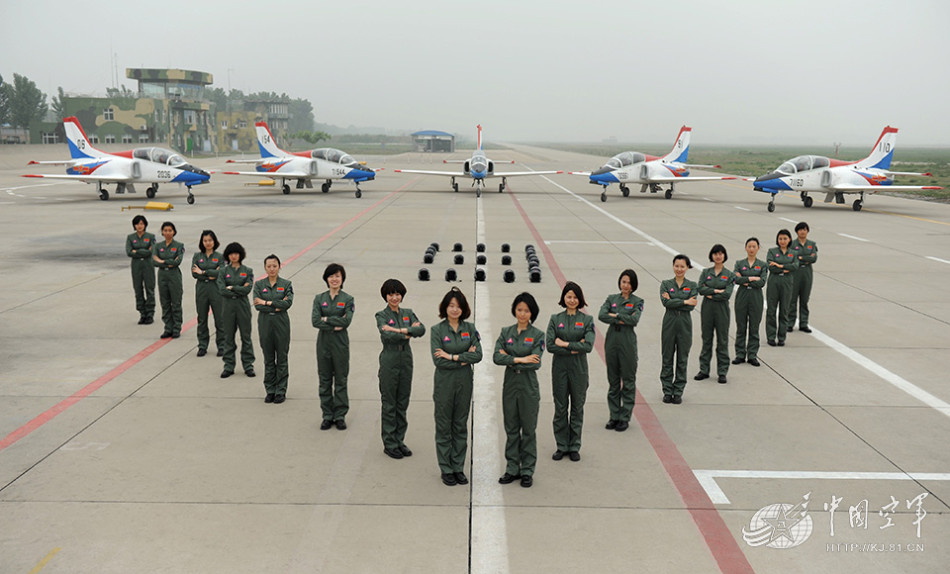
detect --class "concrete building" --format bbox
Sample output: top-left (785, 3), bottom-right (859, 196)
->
top-left (411, 130), bottom-right (455, 152)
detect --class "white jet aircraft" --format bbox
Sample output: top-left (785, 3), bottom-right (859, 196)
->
top-left (753, 126), bottom-right (941, 212)
top-left (222, 122), bottom-right (377, 198)
top-left (24, 116), bottom-right (209, 203)
top-left (570, 126), bottom-right (733, 202)
top-left (393, 125), bottom-right (561, 197)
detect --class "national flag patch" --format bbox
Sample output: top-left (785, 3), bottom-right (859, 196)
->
top-left (461, 332), bottom-right (470, 339)
top-left (402, 317), bottom-right (409, 322)
top-left (239, 273), bottom-right (247, 277)
top-left (625, 303), bottom-right (634, 309)
top-left (276, 287), bottom-right (284, 292)
top-left (212, 258), bottom-right (219, 263)
top-left (525, 337), bottom-right (534, 343)
top-left (721, 275), bottom-right (728, 280)
top-left (171, 248), bottom-right (177, 252)
top-left (574, 322), bottom-right (583, 328)
top-left (337, 302), bottom-right (346, 308)
top-left (683, 287), bottom-right (691, 292)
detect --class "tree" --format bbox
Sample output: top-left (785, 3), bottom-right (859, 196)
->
top-left (293, 131), bottom-right (331, 145)
top-left (0, 74), bottom-right (10, 125)
top-left (50, 86), bottom-right (66, 119)
top-left (7, 73), bottom-right (48, 129)
top-left (288, 97), bottom-right (314, 133)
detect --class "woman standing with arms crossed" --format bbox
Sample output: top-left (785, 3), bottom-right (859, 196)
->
top-left (546, 281), bottom-right (595, 461)
top-left (191, 230), bottom-right (224, 357)
top-left (597, 270), bottom-right (642, 432)
top-left (765, 229), bottom-right (798, 347)
top-left (152, 221), bottom-right (184, 339)
top-left (733, 238), bottom-right (767, 367)
top-left (312, 263), bottom-right (355, 430)
top-left (695, 245), bottom-right (736, 384)
top-left (494, 292), bottom-right (544, 488)
top-left (430, 287), bottom-right (482, 486)
top-left (254, 254), bottom-right (294, 404)
top-left (126, 215), bottom-right (156, 325)
top-left (217, 242), bottom-right (255, 379)
top-left (788, 221), bottom-right (818, 333)
top-left (376, 279), bottom-right (425, 459)
top-left (660, 254), bottom-right (698, 404)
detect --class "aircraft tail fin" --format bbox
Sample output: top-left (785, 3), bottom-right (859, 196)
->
top-left (662, 126), bottom-right (692, 163)
top-left (856, 126), bottom-right (898, 170)
top-left (256, 122), bottom-right (287, 158)
top-left (63, 117), bottom-right (102, 159)
top-left (476, 124), bottom-right (483, 151)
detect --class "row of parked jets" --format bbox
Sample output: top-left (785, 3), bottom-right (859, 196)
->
top-left (23, 119), bottom-right (940, 213)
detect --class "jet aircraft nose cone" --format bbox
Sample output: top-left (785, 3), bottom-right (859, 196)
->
top-left (591, 166), bottom-right (613, 176)
top-left (755, 171), bottom-right (780, 184)
top-left (589, 172), bottom-right (618, 185)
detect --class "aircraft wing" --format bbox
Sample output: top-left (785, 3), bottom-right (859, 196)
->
top-left (27, 160), bottom-right (81, 166)
top-left (490, 170), bottom-right (563, 177)
top-left (221, 171), bottom-right (313, 178)
top-left (647, 176), bottom-right (737, 183)
top-left (22, 174), bottom-right (133, 182)
top-left (567, 171), bottom-right (592, 176)
top-left (393, 169), bottom-right (466, 177)
top-left (225, 159), bottom-right (265, 164)
top-left (831, 184), bottom-right (942, 193)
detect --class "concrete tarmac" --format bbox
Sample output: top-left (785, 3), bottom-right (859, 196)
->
top-left (1, 143), bottom-right (948, 573)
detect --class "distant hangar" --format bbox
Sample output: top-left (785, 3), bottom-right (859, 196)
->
top-left (412, 130), bottom-right (455, 153)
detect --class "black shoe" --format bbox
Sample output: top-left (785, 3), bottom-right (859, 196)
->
top-left (800, 326), bottom-right (812, 333)
top-left (384, 448), bottom-right (404, 459)
top-left (320, 420), bottom-right (333, 430)
top-left (137, 316), bottom-right (146, 325)
top-left (520, 475), bottom-right (533, 488)
top-left (160, 332), bottom-right (172, 339)
top-left (143, 317), bottom-right (154, 325)
top-left (605, 420), bottom-right (618, 430)
top-left (171, 333), bottom-right (180, 339)
top-left (220, 369), bottom-right (234, 379)
top-left (672, 396), bottom-right (683, 404)
top-left (245, 368), bottom-right (256, 377)
top-left (197, 348), bottom-right (207, 357)
top-left (441, 473), bottom-right (457, 486)
top-left (615, 421), bottom-right (629, 432)
top-left (718, 375), bottom-right (727, 384)
top-left (498, 472), bottom-right (520, 484)
top-left (216, 348), bottom-right (224, 357)
top-left (454, 472), bottom-right (468, 485)
top-left (335, 419), bottom-right (347, 430)
top-left (552, 450), bottom-right (565, 461)
top-left (767, 340), bottom-right (776, 347)
top-left (778, 341), bottom-right (785, 347)
top-left (732, 357), bottom-right (745, 365)
top-left (662, 395), bottom-right (673, 404)
top-left (693, 372), bottom-right (710, 381)
top-left (787, 326), bottom-right (794, 332)
top-left (273, 395), bottom-right (285, 404)
top-left (264, 393), bottom-right (275, 403)
top-left (398, 445), bottom-right (413, 457)
top-left (749, 358), bottom-right (761, 367)
top-left (568, 452), bottom-right (581, 462)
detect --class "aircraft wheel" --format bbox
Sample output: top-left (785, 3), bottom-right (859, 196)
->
top-left (803, 196), bottom-right (814, 208)
top-left (99, 189), bottom-right (109, 201)
top-left (498, 184), bottom-right (504, 193)
top-left (476, 187), bottom-right (482, 198)
top-left (621, 186), bottom-right (630, 197)
top-left (322, 183), bottom-right (330, 193)
top-left (767, 201), bottom-right (775, 213)
top-left (853, 199), bottom-right (863, 212)
top-left (187, 194), bottom-right (195, 205)
top-left (453, 183), bottom-right (459, 193)
top-left (146, 186), bottom-right (156, 199)
top-left (355, 189), bottom-right (362, 199)
top-left (282, 184), bottom-right (290, 195)
top-left (665, 189), bottom-right (673, 199)
top-left (600, 192), bottom-right (607, 203)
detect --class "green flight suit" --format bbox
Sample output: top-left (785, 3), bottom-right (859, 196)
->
top-left (788, 239), bottom-right (818, 330)
top-left (376, 306), bottom-right (426, 450)
top-left (152, 239), bottom-right (184, 336)
top-left (126, 231), bottom-right (156, 321)
top-left (659, 278), bottom-right (698, 398)
top-left (312, 290), bottom-right (355, 422)
top-left (255, 276), bottom-right (294, 396)
top-left (733, 258), bottom-right (768, 361)
top-left (493, 324), bottom-right (545, 477)
top-left (765, 247), bottom-right (799, 343)
top-left (545, 311), bottom-right (595, 454)
top-left (192, 251), bottom-right (224, 353)
top-left (698, 266), bottom-right (736, 377)
top-left (217, 264), bottom-right (255, 372)
top-left (430, 320), bottom-right (483, 475)
top-left (597, 293), bottom-right (643, 422)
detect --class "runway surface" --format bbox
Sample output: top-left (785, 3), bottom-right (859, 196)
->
top-left (1, 143), bottom-right (948, 573)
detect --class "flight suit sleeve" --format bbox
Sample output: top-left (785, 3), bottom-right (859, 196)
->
top-left (711, 272), bottom-right (735, 302)
top-left (272, 281), bottom-right (293, 311)
top-left (597, 297), bottom-right (617, 325)
top-left (545, 315), bottom-right (568, 356)
top-left (377, 310), bottom-right (409, 343)
top-left (324, 295), bottom-right (354, 328)
top-left (799, 243), bottom-right (818, 266)
top-left (458, 327), bottom-right (483, 364)
top-left (125, 235), bottom-right (136, 258)
top-left (430, 325), bottom-right (459, 370)
top-left (567, 317), bottom-right (595, 354)
top-left (407, 310), bottom-right (426, 338)
top-left (520, 331), bottom-right (544, 372)
top-left (493, 331), bottom-right (514, 366)
top-left (312, 294), bottom-right (327, 328)
top-left (661, 283), bottom-right (686, 309)
top-left (615, 299), bottom-right (642, 326)
top-left (232, 268), bottom-right (253, 296)
top-left (216, 269), bottom-right (230, 297)
top-left (253, 281), bottom-right (267, 312)
top-left (733, 261), bottom-right (750, 287)
top-left (698, 269), bottom-right (716, 297)
top-left (204, 257), bottom-right (221, 282)
top-left (191, 253), bottom-right (203, 280)
top-left (168, 244), bottom-right (184, 268)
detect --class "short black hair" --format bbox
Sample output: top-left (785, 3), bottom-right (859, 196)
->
top-left (161, 221), bottom-right (177, 235)
top-left (198, 229), bottom-right (220, 252)
top-left (264, 254), bottom-right (281, 267)
top-left (511, 292), bottom-right (539, 323)
top-left (438, 287), bottom-right (471, 320)
top-left (380, 278), bottom-right (406, 300)
top-left (223, 242), bottom-right (246, 263)
top-left (131, 215), bottom-right (148, 228)
top-left (795, 221), bottom-right (810, 233)
top-left (618, 269), bottom-right (638, 292)
top-left (673, 254), bottom-right (692, 269)
top-left (745, 237), bottom-right (760, 247)
top-left (558, 281), bottom-right (586, 309)
top-left (323, 263), bottom-right (346, 287)
top-left (708, 244), bottom-right (728, 263)
top-left (776, 229), bottom-right (792, 245)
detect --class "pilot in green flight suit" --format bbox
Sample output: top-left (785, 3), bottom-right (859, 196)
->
top-left (788, 221), bottom-right (818, 333)
top-left (545, 281), bottom-right (595, 461)
top-left (254, 254), bottom-right (293, 403)
top-left (312, 263), bottom-right (355, 429)
top-left (191, 230), bottom-right (224, 357)
top-left (696, 245), bottom-right (736, 383)
top-left (733, 237), bottom-right (768, 366)
top-left (660, 255), bottom-right (698, 404)
top-left (152, 221), bottom-right (184, 338)
top-left (217, 242), bottom-right (255, 378)
top-left (765, 229), bottom-right (799, 346)
top-left (597, 270), bottom-right (643, 431)
top-left (126, 215), bottom-right (156, 324)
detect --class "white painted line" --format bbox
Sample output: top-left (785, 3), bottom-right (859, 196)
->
top-left (926, 256), bottom-right (950, 265)
top-left (735, 206), bottom-right (750, 212)
top-left (838, 233), bottom-right (870, 243)
top-left (694, 469), bottom-right (950, 504)
top-left (544, 240), bottom-right (654, 245)
top-left (778, 217), bottom-right (797, 224)
top-left (471, 195), bottom-right (509, 574)
top-left (702, 197), bottom-right (714, 202)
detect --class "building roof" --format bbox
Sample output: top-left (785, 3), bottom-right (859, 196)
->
top-left (412, 130), bottom-right (454, 137)
top-left (126, 68), bottom-right (213, 85)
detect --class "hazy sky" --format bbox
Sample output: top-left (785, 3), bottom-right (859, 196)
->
top-left (2, 0), bottom-right (948, 146)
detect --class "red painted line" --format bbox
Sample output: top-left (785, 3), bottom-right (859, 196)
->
top-left (508, 190), bottom-right (754, 574)
top-left (0, 186), bottom-right (406, 454)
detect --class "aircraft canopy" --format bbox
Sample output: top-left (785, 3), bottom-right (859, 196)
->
top-left (311, 148), bottom-right (357, 167)
top-left (777, 155), bottom-right (830, 175)
top-left (133, 147), bottom-right (187, 167)
top-left (604, 152), bottom-right (646, 170)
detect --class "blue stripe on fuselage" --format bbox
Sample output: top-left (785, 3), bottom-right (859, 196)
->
top-left (343, 168), bottom-right (375, 182)
top-left (68, 139), bottom-right (95, 159)
top-left (589, 172), bottom-right (620, 186)
top-left (868, 150), bottom-right (894, 170)
top-left (752, 178), bottom-right (793, 193)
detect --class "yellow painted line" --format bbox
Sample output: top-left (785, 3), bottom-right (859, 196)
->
top-left (28, 548), bottom-right (61, 574)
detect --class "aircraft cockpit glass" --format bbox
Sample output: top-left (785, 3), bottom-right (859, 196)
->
top-left (811, 156), bottom-right (830, 169)
top-left (777, 161), bottom-right (796, 175)
top-left (338, 154), bottom-right (357, 167)
top-left (166, 154), bottom-right (186, 167)
top-left (605, 157), bottom-right (623, 170)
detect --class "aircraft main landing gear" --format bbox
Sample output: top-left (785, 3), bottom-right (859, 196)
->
top-left (322, 181), bottom-right (331, 193)
top-left (452, 177), bottom-right (459, 193)
top-left (767, 200), bottom-right (776, 212)
top-left (803, 196), bottom-right (813, 208)
top-left (146, 186), bottom-right (156, 199)
top-left (664, 188), bottom-right (673, 199)
top-left (355, 184), bottom-right (362, 199)
top-left (601, 191), bottom-right (607, 202)
top-left (476, 186), bottom-right (482, 198)
top-left (853, 199), bottom-right (863, 211)
top-left (186, 186), bottom-right (196, 205)
top-left (620, 184), bottom-right (630, 197)
top-left (99, 189), bottom-right (109, 201)
top-left (282, 184), bottom-right (291, 195)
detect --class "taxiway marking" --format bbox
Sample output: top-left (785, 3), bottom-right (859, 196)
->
top-left (838, 233), bottom-right (870, 242)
